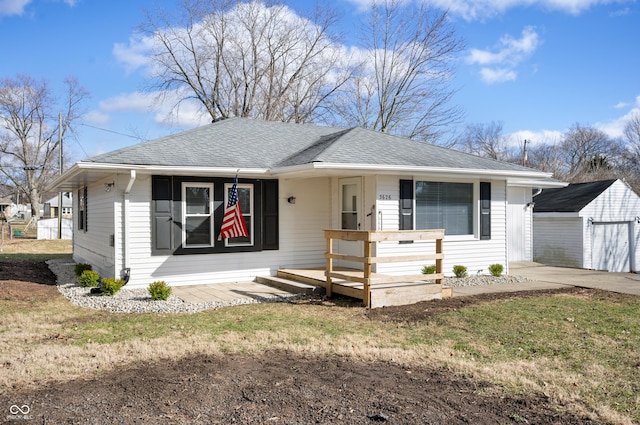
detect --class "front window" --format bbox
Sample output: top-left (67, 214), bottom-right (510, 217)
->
top-left (415, 181), bottom-right (473, 235)
top-left (182, 183), bottom-right (214, 247)
top-left (224, 183), bottom-right (253, 246)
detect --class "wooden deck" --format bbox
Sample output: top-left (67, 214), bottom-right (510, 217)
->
top-left (320, 229), bottom-right (449, 308)
top-left (278, 267), bottom-right (451, 309)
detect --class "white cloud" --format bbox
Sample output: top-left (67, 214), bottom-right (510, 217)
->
top-left (425, 0), bottom-right (633, 21)
top-left (98, 90), bottom-right (209, 128)
top-left (506, 129), bottom-right (564, 146)
top-left (0, 0), bottom-right (30, 16)
top-left (467, 26), bottom-right (540, 84)
top-left (479, 67), bottom-right (517, 83)
top-left (596, 98), bottom-right (640, 138)
top-left (112, 34), bottom-right (156, 75)
top-left (82, 110), bottom-right (110, 125)
top-left (99, 91), bottom-right (158, 113)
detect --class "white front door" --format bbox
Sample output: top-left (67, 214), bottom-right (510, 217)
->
top-left (338, 177), bottom-right (363, 269)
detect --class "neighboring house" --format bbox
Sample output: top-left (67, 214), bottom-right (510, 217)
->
top-left (47, 118), bottom-right (563, 289)
top-left (533, 179), bottom-right (640, 273)
top-left (43, 192), bottom-right (73, 218)
top-left (0, 197), bottom-right (11, 218)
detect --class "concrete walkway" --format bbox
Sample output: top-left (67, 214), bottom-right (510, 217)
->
top-left (454, 262), bottom-right (640, 297)
top-left (172, 281), bottom-right (295, 304)
top-left (172, 263), bottom-right (640, 305)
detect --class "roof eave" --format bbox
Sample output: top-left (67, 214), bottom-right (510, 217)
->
top-left (47, 162), bottom-right (271, 192)
top-left (272, 162), bottom-right (559, 182)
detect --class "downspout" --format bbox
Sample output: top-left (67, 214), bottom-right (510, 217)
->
top-left (122, 170), bottom-right (136, 284)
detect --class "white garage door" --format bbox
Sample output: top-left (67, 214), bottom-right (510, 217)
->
top-left (592, 222), bottom-right (630, 272)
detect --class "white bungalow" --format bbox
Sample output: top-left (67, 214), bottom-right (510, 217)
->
top-left (47, 118), bottom-right (563, 304)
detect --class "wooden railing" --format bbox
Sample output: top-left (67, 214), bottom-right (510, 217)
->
top-left (324, 229), bottom-right (444, 306)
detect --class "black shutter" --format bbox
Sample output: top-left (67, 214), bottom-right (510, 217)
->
top-left (84, 186), bottom-right (88, 231)
top-left (262, 179), bottom-right (279, 250)
top-left (399, 179), bottom-right (413, 230)
top-left (152, 176), bottom-right (174, 254)
top-left (480, 182), bottom-right (491, 240)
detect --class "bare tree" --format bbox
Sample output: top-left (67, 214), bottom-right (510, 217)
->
top-left (527, 142), bottom-right (564, 176)
top-left (142, 0), bottom-right (353, 123)
top-left (455, 121), bottom-right (507, 160)
top-left (620, 112), bottom-right (640, 193)
top-left (560, 123), bottom-right (623, 181)
top-left (330, 0), bottom-right (464, 142)
top-left (0, 75), bottom-right (88, 218)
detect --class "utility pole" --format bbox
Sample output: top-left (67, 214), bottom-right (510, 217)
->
top-left (522, 139), bottom-right (528, 167)
top-left (57, 112), bottom-right (63, 239)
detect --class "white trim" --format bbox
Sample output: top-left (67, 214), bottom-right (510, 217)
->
top-left (48, 161), bottom-right (560, 192)
top-left (182, 182), bottom-right (215, 248)
top-left (123, 170), bottom-right (136, 275)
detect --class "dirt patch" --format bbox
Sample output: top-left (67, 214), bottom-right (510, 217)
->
top-left (1, 259), bottom-right (605, 424)
top-left (0, 259), bottom-right (59, 301)
top-left (3, 352), bottom-right (600, 425)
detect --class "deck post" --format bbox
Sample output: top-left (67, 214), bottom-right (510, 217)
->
top-left (435, 237), bottom-right (443, 285)
top-left (363, 239), bottom-right (372, 307)
top-left (325, 233), bottom-right (333, 297)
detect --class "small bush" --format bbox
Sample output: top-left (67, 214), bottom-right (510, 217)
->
top-left (488, 263), bottom-right (504, 277)
top-left (148, 281), bottom-right (172, 301)
top-left (452, 265), bottom-right (467, 278)
top-left (101, 278), bottom-right (125, 296)
top-left (74, 263), bottom-right (92, 277)
top-left (421, 264), bottom-right (437, 275)
top-left (78, 270), bottom-right (100, 288)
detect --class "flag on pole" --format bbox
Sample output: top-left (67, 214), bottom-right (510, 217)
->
top-left (219, 174), bottom-right (248, 240)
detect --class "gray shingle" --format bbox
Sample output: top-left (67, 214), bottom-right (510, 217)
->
top-left (85, 117), bottom-right (540, 173)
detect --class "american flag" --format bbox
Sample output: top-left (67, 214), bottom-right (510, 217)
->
top-left (219, 174), bottom-right (248, 240)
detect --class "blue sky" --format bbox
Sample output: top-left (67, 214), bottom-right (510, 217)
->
top-left (1, 0), bottom-right (638, 162)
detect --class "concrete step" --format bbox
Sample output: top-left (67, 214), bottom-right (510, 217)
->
top-left (256, 275), bottom-right (325, 296)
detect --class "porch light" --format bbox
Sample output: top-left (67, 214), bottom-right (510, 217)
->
top-left (104, 182), bottom-right (115, 192)
top-left (287, 196), bottom-right (296, 204)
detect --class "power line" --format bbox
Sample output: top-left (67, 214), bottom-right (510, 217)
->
top-left (79, 123), bottom-right (145, 141)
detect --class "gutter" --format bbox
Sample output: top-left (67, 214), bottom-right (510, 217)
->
top-left (122, 170), bottom-right (136, 284)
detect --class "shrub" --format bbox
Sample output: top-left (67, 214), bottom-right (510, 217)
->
top-left (74, 263), bottom-right (92, 277)
top-left (488, 263), bottom-right (504, 277)
top-left (101, 278), bottom-right (126, 296)
top-left (78, 270), bottom-right (100, 288)
top-left (148, 281), bottom-right (172, 301)
top-left (452, 265), bottom-right (467, 278)
top-left (421, 264), bottom-right (437, 275)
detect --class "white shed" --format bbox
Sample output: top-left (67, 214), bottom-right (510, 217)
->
top-left (533, 179), bottom-right (640, 272)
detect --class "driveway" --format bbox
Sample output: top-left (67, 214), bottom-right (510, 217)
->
top-left (510, 262), bottom-right (640, 296)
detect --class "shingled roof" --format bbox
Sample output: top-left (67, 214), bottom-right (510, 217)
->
top-left (533, 179), bottom-right (617, 212)
top-left (85, 117), bottom-right (539, 173)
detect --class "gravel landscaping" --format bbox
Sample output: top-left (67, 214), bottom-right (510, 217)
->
top-left (48, 259), bottom-right (529, 314)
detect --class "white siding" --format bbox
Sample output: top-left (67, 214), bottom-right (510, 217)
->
top-left (121, 177), bottom-right (332, 288)
top-left (580, 180), bottom-right (640, 272)
top-left (374, 177), bottom-right (508, 277)
top-left (533, 216), bottom-right (584, 268)
top-left (71, 172), bottom-right (551, 287)
top-left (72, 177), bottom-right (118, 278)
